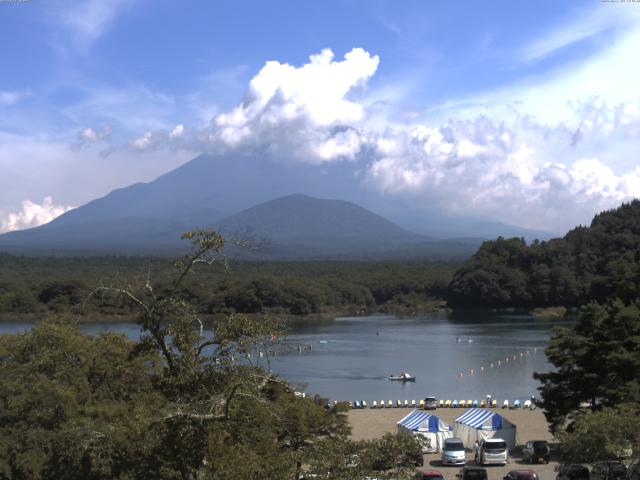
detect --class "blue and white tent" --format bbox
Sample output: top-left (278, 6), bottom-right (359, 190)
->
top-left (453, 408), bottom-right (516, 449)
top-left (397, 410), bottom-right (453, 453)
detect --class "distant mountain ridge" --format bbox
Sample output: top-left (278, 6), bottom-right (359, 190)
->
top-left (0, 153), bottom-right (554, 258)
top-left (0, 192), bottom-right (479, 259)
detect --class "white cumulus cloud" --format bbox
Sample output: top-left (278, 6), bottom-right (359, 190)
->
top-left (116, 46), bottom-right (640, 232)
top-left (208, 48), bottom-right (379, 162)
top-left (0, 197), bottom-right (75, 234)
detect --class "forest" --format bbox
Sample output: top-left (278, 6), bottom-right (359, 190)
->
top-left (0, 255), bottom-right (456, 320)
top-left (448, 200), bottom-right (640, 308)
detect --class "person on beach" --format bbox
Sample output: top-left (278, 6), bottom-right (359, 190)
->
top-left (473, 440), bottom-right (479, 463)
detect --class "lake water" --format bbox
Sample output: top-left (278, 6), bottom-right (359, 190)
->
top-left (0, 311), bottom-right (565, 403)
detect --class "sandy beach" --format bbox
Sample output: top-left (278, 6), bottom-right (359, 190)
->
top-left (348, 407), bottom-right (559, 480)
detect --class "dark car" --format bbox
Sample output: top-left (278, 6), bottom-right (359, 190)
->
top-left (414, 468), bottom-right (445, 479)
top-left (522, 440), bottom-right (550, 464)
top-left (556, 464), bottom-right (590, 480)
top-left (504, 469), bottom-right (539, 480)
top-left (424, 396), bottom-right (438, 410)
top-left (590, 462), bottom-right (627, 480)
top-left (456, 466), bottom-right (488, 480)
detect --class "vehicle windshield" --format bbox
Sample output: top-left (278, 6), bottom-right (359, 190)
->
top-left (425, 397), bottom-right (437, 402)
top-left (484, 441), bottom-right (506, 450)
top-left (444, 442), bottom-right (464, 452)
top-left (464, 470), bottom-right (487, 479)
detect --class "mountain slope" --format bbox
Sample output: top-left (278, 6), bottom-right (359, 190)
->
top-left (0, 152), bottom-right (544, 257)
top-left (216, 194), bottom-right (423, 255)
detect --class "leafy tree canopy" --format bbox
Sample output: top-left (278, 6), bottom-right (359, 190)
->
top-left (534, 300), bottom-right (640, 432)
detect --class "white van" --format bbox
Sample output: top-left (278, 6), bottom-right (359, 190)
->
top-left (479, 438), bottom-right (507, 466)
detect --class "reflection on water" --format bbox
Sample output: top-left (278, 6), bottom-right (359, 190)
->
top-left (0, 312), bottom-right (566, 402)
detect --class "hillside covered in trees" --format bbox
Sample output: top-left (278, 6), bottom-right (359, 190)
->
top-left (0, 257), bottom-right (456, 320)
top-left (448, 200), bottom-right (640, 308)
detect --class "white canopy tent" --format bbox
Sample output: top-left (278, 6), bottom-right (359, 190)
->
top-left (397, 410), bottom-right (453, 453)
top-left (453, 408), bottom-right (516, 450)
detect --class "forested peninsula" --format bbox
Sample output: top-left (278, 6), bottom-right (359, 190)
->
top-left (449, 200), bottom-right (640, 308)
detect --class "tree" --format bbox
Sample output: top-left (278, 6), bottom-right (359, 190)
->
top-left (534, 300), bottom-right (640, 431)
top-left (0, 321), bottom-right (165, 479)
top-left (555, 405), bottom-right (640, 463)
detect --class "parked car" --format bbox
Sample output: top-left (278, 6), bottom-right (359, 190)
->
top-left (628, 463), bottom-right (640, 480)
top-left (590, 461), bottom-right (627, 480)
top-left (504, 470), bottom-right (539, 480)
top-left (479, 438), bottom-right (508, 466)
top-left (522, 440), bottom-right (550, 464)
top-left (441, 438), bottom-right (466, 466)
top-left (556, 464), bottom-right (590, 480)
top-left (456, 466), bottom-right (488, 480)
top-left (424, 396), bottom-right (438, 410)
top-left (414, 468), bottom-right (445, 479)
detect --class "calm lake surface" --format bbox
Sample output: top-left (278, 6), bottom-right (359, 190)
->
top-left (0, 312), bottom-right (565, 403)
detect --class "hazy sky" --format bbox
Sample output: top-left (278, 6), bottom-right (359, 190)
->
top-left (1, 0), bottom-right (640, 233)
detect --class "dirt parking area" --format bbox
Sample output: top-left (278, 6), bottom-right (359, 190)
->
top-left (348, 407), bottom-right (560, 480)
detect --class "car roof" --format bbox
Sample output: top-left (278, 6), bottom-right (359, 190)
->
top-left (484, 438), bottom-right (505, 442)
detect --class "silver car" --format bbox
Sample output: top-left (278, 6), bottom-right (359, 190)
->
top-left (442, 438), bottom-right (466, 466)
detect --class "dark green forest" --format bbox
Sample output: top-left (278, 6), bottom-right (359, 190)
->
top-left (449, 200), bottom-right (640, 308)
top-left (0, 256), bottom-right (455, 320)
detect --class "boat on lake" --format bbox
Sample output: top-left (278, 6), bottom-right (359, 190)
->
top-left (388, 372), bottom-right (416, 382)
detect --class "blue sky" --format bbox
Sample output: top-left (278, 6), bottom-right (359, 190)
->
top-left (1, 0), bottom-right (639, 233)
